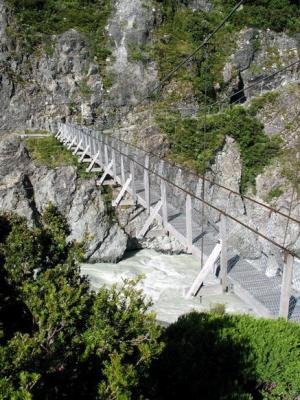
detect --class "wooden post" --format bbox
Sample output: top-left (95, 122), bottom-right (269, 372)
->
top-left (220, 213), bottom-right (228, 292)
top-left (279, 252), bottom-right (294, 319)
top-left (121, 155), bottom-right (125, 184)
top-left (144, 155), bottom-right (150, 214)
top-left (97, 140), bottom-right (103, 167)
top-left (161, 180), bottom-right (168, 227)
top-left (90, 131), bottom-right (94, 156)
top-left (130, 160), bottom-right (136, 201)
top-left (104, 139), bottom-right (109, 166)
top-left (186, 194), bottom-right (193, 252)
top-left (112, 147), bottom-right (117, 179)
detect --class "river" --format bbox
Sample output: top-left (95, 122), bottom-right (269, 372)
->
top-left (81, 249), bottom-right (256, 324)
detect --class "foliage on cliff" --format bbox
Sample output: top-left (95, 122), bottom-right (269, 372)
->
top-left (5, 0), bottom-right (112, 67)
top-left (26, 135), bottom-right (97, 178)
top-left (151, 0), bottom-right (298, 191)
top-left (152, 0), bottom-right (299, 103)
top-left (157, 106), bottom-right (282, 192)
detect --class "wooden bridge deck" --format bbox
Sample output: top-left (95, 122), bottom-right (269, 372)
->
top-left (55, 124), bottom-right (300, 322)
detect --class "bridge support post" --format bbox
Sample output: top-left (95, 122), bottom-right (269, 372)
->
top-left (98, 160), bottom-right (113, 186)
top-left (113, 175), bottom-right (132, 207)
top-left (279, 252), bottom-right (294, 319)
top-left (220, 213), bottom-right (228, 292)
top-left (186, 194), bottom-right (193, 252)
top-left (121, 155), bottom-right (125, 185)
top-left (137, 200), bottom-right (162, 238)
top-left (79, 145), bottom-right (90, 163)
top-left (144, 155), bottom-right (150, 214)
top-left (130, 161), bottom-right (136, 202)
top-left (112, 147), bottom-right (117, 180)
top-left (161, 180), bottom-right (168, 227)
top-left (67, 137), bottom-right (76, 150)
top-left (104, 140), bottom-right (109, 166)
top-left (73, 139), bottom-right (82, 155)
top-left (97, 141), bottom-right (103, 167)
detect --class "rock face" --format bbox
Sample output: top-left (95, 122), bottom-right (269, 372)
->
top-left (0, 21), bottom-right (103, 132)
top-left (105, 0), bottom-right (158, 107)
top-left (0, 0), bottom-right (159, 132)
top-left (0, 135), bottom-right (127, 262)
top-left (187, 0), bottom-right (212, 12)
top-left (0, 134), bottom-right (184, 260)
top-left (224, 28), bottom-right (300, 100)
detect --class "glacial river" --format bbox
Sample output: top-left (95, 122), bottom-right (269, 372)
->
top-left (81, 249), bottom-right (256, 324)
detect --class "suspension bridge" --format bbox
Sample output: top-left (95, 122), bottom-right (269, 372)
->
top-left (45, 0), bottom-right (300, 322)
top-left (53, 122), bottom-right (300, 322)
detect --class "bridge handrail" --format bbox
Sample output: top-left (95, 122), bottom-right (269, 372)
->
top-left (83, 124), bottom-right (300, 225)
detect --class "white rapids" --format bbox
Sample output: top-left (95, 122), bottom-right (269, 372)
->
top-left (81, 249), bottom-right (256, 324)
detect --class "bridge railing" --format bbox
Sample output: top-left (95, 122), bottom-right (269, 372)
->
top-left (54, 122), bottom-right (300, 321)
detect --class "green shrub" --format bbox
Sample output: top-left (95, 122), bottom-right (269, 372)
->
top-left (266, 186), bottom-right (284, 202)
top-left (25, 135), bottom-right (98, 178)
top-left (6, 0), bottom-right (112, 70)
top-left (151, 0), bottom-right (299, 106)
top-left (0, 210), bottom-right (163, 399)
top-left (157, 106), bottom-right (282, 192)
top-left (149, 312), bottom-right (300, 400)
top-left (216, 0), bottom-right (300, 34)
top-left (248, 91), bottom-right (280, 115)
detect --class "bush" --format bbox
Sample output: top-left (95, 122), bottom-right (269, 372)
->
top-left (217, 0), bottom-right (300, 33)
top-left (25, 135), bottom-right (97, 178)
top-left (6, 0), bottom-right (112, 69)
top-left (0, 208), bottom-right (163, 399)
top-left (149, 312), bottom-right (300, 400)
top-left (157, 106), bottom-right (281, 192)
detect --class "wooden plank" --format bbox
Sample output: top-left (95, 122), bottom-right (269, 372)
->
top-left (104, 143), bottom-right (109, 165)
top-left (279, 253), bottom-right (294, 319)
top-left (185, 243), bottom-right (221, 298)
top-left (67, 136), bottom-right (76, 150)
top-left (112, 149), bottom-right (117, 179)
top-left (121, 155), bottom-right (125, 184)
top-left (137, 200), bottom-right (162, 238)
top-left (55, 128), bottom-right (62, 139)
top-left (112, 176), bottom-right (132, 207)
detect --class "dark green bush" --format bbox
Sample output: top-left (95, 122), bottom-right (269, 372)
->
top-left (149, 311), bottom-right (300, 400)
top-left (0, 208), bottom-right (162, 399)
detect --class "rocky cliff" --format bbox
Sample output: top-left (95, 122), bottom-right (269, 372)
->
top-left (0, 133), bottom-right (183, 261)
top-left (0, 0), bottom-right (299, 263)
